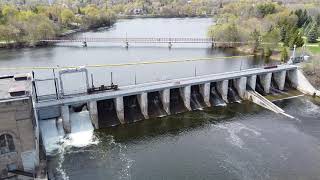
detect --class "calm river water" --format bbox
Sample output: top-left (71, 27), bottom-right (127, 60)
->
top-left (1, 18), bottom-right (320, 180)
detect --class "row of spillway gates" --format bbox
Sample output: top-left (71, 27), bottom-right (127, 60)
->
top-left (34, 64), bottom-right (320, 133)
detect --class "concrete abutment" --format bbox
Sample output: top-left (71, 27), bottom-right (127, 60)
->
top-left (216, 80), bottom-right (229, 103)
top-left (114, 97), bottom-right (125, 124)
top-left (61, 105), bottom-right (71, 133)
top-left (258, 73), bottom-right (272, 94)
top-left (200, 83), bottom-right (211, 107)
top-left (273, 71), bottom-right (286, 90)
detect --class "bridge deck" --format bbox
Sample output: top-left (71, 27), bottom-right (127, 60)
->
top-left (35, 65), bottom-right (297, 108)
top-left (40, 37), bottom-right (238, 44)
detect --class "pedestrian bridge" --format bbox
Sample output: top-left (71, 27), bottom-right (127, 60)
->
top-left (34, 64), bottom-right (320, 133)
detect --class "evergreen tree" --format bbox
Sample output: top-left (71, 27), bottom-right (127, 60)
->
top-left (316, 14), bottom-right (320, 26)
top-left (280, 26), bottom-right (286, 42)
top-left (289, 30), bottom-right (304, 48)
top-left (281, 47), bottom-right (289, 62)
top-left (307, 23), bottom-right (319, 43)
top-left (295, 9), bottom-right (310, 28)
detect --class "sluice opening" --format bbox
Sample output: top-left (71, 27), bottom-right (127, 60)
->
top-left (97, 99), bottom-right (120, 127)
top-left (170, 88), bottom-right (187, 114)
top-left (190, 85), bottom-right (206, 110)
top-left (256, 76), bottom-right (267, 96)
top-left (284, 72), bottom-right (295, 90)
top-left (210, 82), bottom-right (226, 106)
top-left (71, 103), bottom-right (88, 112)
top-left (227, 80), bottom-right (241, 103)
top-left (124, 95), bottom-right (144, 123)
top-left (148, 91), bottom-right (167, 118)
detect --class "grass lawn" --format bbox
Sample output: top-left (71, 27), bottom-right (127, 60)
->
top-left (302, 36), bottom-right (320, 55)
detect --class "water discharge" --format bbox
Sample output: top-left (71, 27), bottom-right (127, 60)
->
top-left (210, 85), bottom-right (226, 106)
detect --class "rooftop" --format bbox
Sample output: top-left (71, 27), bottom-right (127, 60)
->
top-left (0, 73), bottom-right (32, 102)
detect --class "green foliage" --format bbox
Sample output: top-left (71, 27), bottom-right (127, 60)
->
top-left (256, 2), bottom-right (276, 18)
top-left (0, 24), bottom-right (20, 43)
top-left (263, 47), bottom-right (272, 58)
top-left (288, 29), bottom-right (304, 48)
top-left (281, 47), bottom-right (289, 62)
top-left (307, 23), bottom-right (319, 43)
top-left (250, 29), bottom-right (261, 52)
top-left (61, 9), bottom-right (75, 26)
top-left (295, 9), bottom-right (311, 28)
top-left (208, 22), bottom-right (244, 43)
top-left (316, 14), bottom-right (320, 26)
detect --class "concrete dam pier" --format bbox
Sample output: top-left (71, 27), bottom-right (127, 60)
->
top-left (34, 64), bottom-right (320, 131)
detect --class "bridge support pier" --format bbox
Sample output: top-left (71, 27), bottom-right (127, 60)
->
top-left (235, 77), bottom-right (247, 98)
top-left (61, 105), bottom-right (71, 133)
top-left (247, 75), bottom-right (257, 90)
top-left (137, 93), bottom-right (149, 119)
top-left (88, 101), bottom-right (99, 129)
top-left (273, 71), bottom-right (286, 90)
top-left (160, 89), bottom-right (170, 115)
top-left (259, 73), bottom-right (272, 94)
top-left (200, 83), bottom-right (211, 107)
top-left (180, 86), bottom-right (191, 111)
top-left (114, 97), bottom-right (125, 124)
top-left (217, 80), bottom-right (229, 103)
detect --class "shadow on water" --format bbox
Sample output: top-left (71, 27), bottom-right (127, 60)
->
top-left (95, 101), bottom-right (263, 142)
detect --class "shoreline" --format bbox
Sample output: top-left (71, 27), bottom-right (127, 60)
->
top-left (0, 16), bottom-right (213, 50)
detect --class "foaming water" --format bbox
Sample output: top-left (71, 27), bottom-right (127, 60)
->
top-left (215, 121), bottom-right (261, 149)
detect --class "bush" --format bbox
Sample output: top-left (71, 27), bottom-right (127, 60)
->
top-left (256, 3), bottom-right (276, 18)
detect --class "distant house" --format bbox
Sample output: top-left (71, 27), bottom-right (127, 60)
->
top-left (133, 8), bottom-right (143, 15)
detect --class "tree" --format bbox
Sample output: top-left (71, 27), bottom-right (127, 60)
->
top-left (289, 30), bottom-right (304, 48)
top-left (307, 23), bottom-right (319, 43)
top-left (208, 22), bottom-right (244, 43)
top-left (250, 29), bottom-right (260, 52)
top-left (61, 9), bottom-right (75, 26)
top-left (280, 26), bottom-right (287, 42)
top-left (0, 24), bottom-right (20, 43)
top-left (295, 9), bottom-right (311, 28)
top-left (316, 14), bottom-right (320, 26)
top-left (256, 3), bottom-right (276, 18)
top-left (281, 47), bottom-right (289, 62)
top-left (264, 47), bottom-right (272, 58)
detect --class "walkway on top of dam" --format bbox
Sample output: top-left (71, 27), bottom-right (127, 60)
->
top-left (35, 64), bottom-right (298, 108)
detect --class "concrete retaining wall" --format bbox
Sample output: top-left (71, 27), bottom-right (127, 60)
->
top-left (288, 69), bottom-right (320, 97)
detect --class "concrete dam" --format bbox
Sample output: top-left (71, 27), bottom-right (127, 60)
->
top-left (34, 64), bottom-right (320, 132)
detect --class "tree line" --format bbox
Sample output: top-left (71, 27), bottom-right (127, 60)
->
top-left (208, 1), bottom-right (320, 61)
top-left (0, 3), bottom-right (116, 46)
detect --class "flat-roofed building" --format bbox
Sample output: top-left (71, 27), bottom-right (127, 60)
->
top-left (0, 73), bottom-right (39, 179)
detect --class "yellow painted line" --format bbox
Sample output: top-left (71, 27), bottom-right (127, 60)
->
top-left (0, 55), bottom-right (254, 70)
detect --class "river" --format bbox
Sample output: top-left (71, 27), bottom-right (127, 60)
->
top-left (1, 18), bottom-right (320, 180)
